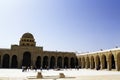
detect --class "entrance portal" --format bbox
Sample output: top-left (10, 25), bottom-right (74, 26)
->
top-left (22, 52), bottom-right (31, 67)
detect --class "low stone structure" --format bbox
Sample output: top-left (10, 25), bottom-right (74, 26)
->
top-left (36, 72), bottom-right (43, 78)
top-left (59, 73), bottom-right (65, 78)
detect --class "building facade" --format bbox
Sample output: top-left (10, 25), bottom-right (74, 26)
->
top-left (77, 48), bottom-right (120, 71)
top-left (1, 32), bottom-right (120, 71)
top-left (0, 33), bottom-right (78, 69)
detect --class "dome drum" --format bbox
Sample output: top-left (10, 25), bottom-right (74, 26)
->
top-left (19, 33), bottom-right (36, 46)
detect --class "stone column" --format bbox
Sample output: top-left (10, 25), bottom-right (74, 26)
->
top-left (100, 58), bottom-right (103, 70)
top-left (95, 59), bottom-right (97, 70)
top-left (85, 60), bottom-right (88, 69)
top-left (32, 58), bottom-right (36, 67)
top-left (41, 56), bottom-right (43, 67)
top-left (115, 59), bottom-right (118, 71)
top-left (78, 58), bottom-right (80, 68)
top-left (18, 57), bottom-right (22, 68)
top-left (9, 56), bottom-right (12, 68)
top-left (62, 57), bottom-right (64, 68)
top-left (68, 58), bottom-right (70, 68)
top-left (55, 57), bottom-right (57, 68)
top-left (81, 61), bottom-right (83, 68)
top-left (101, 61), bottom-right (104, 70)
top-left (90, 60), bottom-right (92, 69)
top-left (107, 60), bottom-right (111, 71)
top-left (48, 57), bottom-right (50, 68)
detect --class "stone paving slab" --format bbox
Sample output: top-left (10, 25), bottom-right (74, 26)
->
top-left (75, 75), bottom-right (120, 80)
top-left (0, 69), bottom-right (120, 80)
top-left (1, 75), bottom-right (120, 80)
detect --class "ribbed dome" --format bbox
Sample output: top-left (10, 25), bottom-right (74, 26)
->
top-left (22, 32), bottom-right (34, 39)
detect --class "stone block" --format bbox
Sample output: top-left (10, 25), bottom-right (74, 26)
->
top-left (59, 73), bottom-right (65, 78)
top-left (37, 72), bottom-right (43, 78)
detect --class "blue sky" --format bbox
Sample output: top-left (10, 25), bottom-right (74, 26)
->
top-left (0, 0), bottom-right (120, 53)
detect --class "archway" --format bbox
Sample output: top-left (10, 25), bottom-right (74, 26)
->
top-left (70, 57), bottom-right (75, 68)
top-left (91, 56), bottom-right (95, 69)
top-left (102, 54), bottom-right (107, 69)
top-left (96, 55), bottom-right (101, 70)
top-left (43, 56), bottom-right (48, 69)
top-left (64, 57), bottom-right (69, 68)
top-left (57, 56), bottom-right (62, 68)
top-left (22, 52), bottom-right (31, 67)
top-left (50, 56), bottom-right (55, 69)
top-left (11, 55), bottom-right (18, 68)
top-left (2, 54), bottom-right (10, 68)
top-left (35, 56), bottom-right (41, 69)
top-left (111, 54), bottom-right (116, 69)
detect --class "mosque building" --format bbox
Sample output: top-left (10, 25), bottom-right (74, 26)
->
top-left (0, 32), bottom-right (120, 71)
top-left (0, 33), bottom-right (78, 69)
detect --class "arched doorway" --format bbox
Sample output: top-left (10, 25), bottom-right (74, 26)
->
top-left (57, 56), bottom-right (62, 68)
top-left (96, 55), bottom-right (101, 70)
top-left (91, 56), bottom-right (95, 69)
top-left (43, 56), bottom-right (48, 69)
top-left (22, 52), bottom-right (31, 67)
top-left (70, 57), bottom-right (75, 68)
top-left (2, 54), bottom-right (10, 68)
top-left (64, 57), bottom-right (69, 68)
top-left (11, 55), bottom-right (18, 68)
top-left (111, 54), bottom-right (115, 69)
top-left (35, 56), bottom-right (41, 69)
top-left (50, 56), bottom-right (55, 69)
top-left (102, 55), bottom-right (107, 69)
top-left (86, 57), bottom-right (90, 68)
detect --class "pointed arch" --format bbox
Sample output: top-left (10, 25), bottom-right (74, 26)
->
top-left (110, 54), bottom-right (116, 69)
top-left (96, 55), bottom-right (101, 70)
top-left (11, 55), bottom-right (18, 68)
top-left (95, 55), bottom-right (101, 70)
top-left (101, 54), bottom-right (107, 69)
top-left (50, 56), bottom-right (55, 69)
top-left (57, 56), bottom-right (62, 68)
top-left (2, 54), bottom-right (10, 68)
top-left (22, 52), bottom-right (31, 67)
top-left (43, 56), bottom-right (48, 69)
top-left (70, 57), bottom-right (75, 68)
top-left (64, 57), bottom-right (69, 68)
top-left (91, 56), bottom-right (95, 69)
top-left (35, 56), bottom-right (41, 69)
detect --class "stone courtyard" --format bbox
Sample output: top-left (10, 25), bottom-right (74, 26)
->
top-left (0, 69), bottom-right (120, 80)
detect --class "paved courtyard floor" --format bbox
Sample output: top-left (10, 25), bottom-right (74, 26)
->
top-left (0, 69), bottom-right (120, 80)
